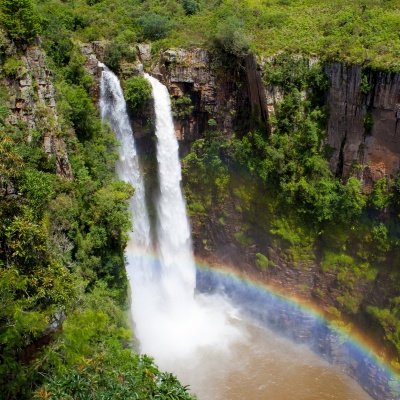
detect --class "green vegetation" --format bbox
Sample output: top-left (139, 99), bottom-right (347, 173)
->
top-left (103, 40), bottom-right (137, 73)
top-left (138, 12), bottom-right (171, 41)
top-left (24, 0), bottom-right (400, 71)
top-left (124, 76), bottom-right (152, 112)
top-left (1, 0), bottom-right (400, 394)
top-left (0, 4), bottom-right (192, 399)
top-left (256, 253), bottom-right (274, 271)
top-left (0, 0), bottom-right (41, 43)
top-left (2, 57), bottom-right (25, 77)
top-left (172, 95), bottom-right (194, 119)
top-left (211, 16), bottom-right (251, 57)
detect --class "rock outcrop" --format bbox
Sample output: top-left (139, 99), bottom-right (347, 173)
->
top-left (150, 48), bottom-right (253, 143)
top-left (4, 47), bottom-right (72, 179)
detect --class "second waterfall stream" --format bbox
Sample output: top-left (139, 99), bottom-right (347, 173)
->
top-left (138, 73), bottom-right (242, 369)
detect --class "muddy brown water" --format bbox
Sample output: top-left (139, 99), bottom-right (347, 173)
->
top-left (170, 316), bottom-right (371, 400)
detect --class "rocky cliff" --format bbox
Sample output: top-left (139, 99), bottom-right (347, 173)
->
top-left (2, 45), bottom-right (72, 179)
top-left (326, 63), bottom-right (400, 192)
top-left (82, 42), bottom-right (400, 190)
top-left (148, 51), bottom-right (400, 191)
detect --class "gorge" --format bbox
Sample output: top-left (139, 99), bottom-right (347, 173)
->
top-left (2, 0), bottom-right (400, 398)
top-left (99, 63), bottom-right (396, 399)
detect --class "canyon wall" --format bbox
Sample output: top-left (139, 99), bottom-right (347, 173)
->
top-left (146, 49), bottom-right (400, 191)
top-left (326, 63), bottom-right (400, 192)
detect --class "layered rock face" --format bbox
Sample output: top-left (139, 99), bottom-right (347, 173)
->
top-left (326, 63), bottom-right (400, 192)
top-left (4, 47), bottom-right (72, 179)
top-left (149, 48), bottom-right (254, 144)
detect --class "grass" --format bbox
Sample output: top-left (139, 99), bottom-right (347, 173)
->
top-left (34, 0), bottom-right (400, 71)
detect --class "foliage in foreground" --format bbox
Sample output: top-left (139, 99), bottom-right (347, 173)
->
top-left (35, 351), bottom-right (193, 400)
top-left (31, 281), bottom-right (195, 400)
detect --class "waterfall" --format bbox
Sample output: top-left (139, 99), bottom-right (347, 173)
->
top-left (142, 73), bottom-right (241, 372)
top-left (145, 74), bottom-right (196, 303)
top-left (98, 68), bottom-right (370, 400)
top-left (99, 66), bottom-right (155, 339)
top-left (99, 65), bottom-right (151, 251)
top-left (100, 66), bottom-right (241, 391)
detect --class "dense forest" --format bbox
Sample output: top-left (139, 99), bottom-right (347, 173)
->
top-left (1, 0), bottom-right (400, 398)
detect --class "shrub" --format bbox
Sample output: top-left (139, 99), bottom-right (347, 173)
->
top-left (211, 16), bottom-right (251, 57)
top-left (0, 0), bottom-right (41, 43)
top-left (124, 76), bottom-right (152, 111)
top-left (360, 73), bottom-right (371, 94)
top-left (182, 0), bottom-right (198, 15)
top-left (171, 95), bottom-right (194, 118)
top-left (256, 253), bottom-right (270, 271)
top-left (2, 57), bottom-right (25, 77)
top-left (103, 40), bottom-right (137, 73)
top-left (234, 231), bottom-right (253, 246)
top-left (138, 13), bottom-right (170, 41)
top-left (363, 111), bottom-right (374, 135)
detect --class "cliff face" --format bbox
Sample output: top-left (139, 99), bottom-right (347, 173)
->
top-left (150, 48), bottom-right (253, 144)
top-left (326, 63), bottom-right (400, 192)
top-left (83, 43), bottom-right (400, 189)
top-left (3, 47), bottom-right (72, 179)
top-left (115, 46), bottom-right (269, 150)
top-left (151, 51), bottom-right (400, 191)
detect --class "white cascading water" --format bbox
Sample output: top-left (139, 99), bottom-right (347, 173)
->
top-left (99, 65), bottom-right (156, 332)
top-left (140, 74), bottom-right (242, 372)
top-left (100, 65), bottom-right (151, 251)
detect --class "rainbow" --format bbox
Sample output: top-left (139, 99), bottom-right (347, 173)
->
top-left (125, 246), bottom-right (400, 398)
top-left (195, 259), bottom-right (400, 399)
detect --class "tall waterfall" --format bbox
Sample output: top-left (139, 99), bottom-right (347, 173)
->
top-left (99, 66), bottom-right (151, 251)
top-left (100, 66), bottom-right (241, 390)
top-left (142, 73), bottom-right (241, 372)
top-left (99, 66), bottom-right (154, 335)
top-left (145, 73), bottom-right (196, 303)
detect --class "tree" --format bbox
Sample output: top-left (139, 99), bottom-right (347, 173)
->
top-left (182, 0), bottom-right (198, 15)
top-left (124, 76), bottom-right (152, 111)
top-left (138, 13), bottom-right (170, 41)
top-left (211, 16), bottom-right (251, 57)
top-left (0, 0), bottom-right (41, 43)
